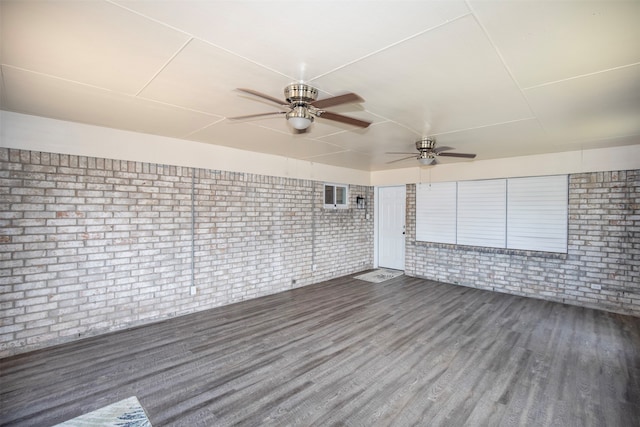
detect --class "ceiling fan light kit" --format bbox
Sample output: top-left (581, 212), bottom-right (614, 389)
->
top-left (230, 83), bottom-right (371, 132)
top-left (418, 154), bottom-right (436, 166)
top-left (286, 105), bottom-right (314, 130)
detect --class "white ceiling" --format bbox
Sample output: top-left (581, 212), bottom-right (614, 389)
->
top-left (1, 0), bottom-right (639, 171)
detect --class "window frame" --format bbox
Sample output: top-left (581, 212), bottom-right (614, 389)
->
top-left (415, 175), bottom-right (569, 254)
top-left (324, 183), bottom-right (349, 209)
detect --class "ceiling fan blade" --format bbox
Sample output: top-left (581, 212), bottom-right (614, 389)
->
top-left (387, 156), bottom-right (416, 164)
top-left (311, 92), bottom-right (364, 109)
top-left (317, 111), bottom-right (371, 128)
top-left (237, 88), bottom-right (287, 106)
top-left (438, 152), bottom-right (477, 159)
top-left (433, 146), bottom-right (454, 154)
top-left (385, 152), bottom-right (417, 155)
top-left (228, 111), bottom-right (286, 120)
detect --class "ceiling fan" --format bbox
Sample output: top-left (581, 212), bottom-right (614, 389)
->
top-left (387, 137), bottom-right (477, 165)
top-left (228, 83), bottom-right (371, 132)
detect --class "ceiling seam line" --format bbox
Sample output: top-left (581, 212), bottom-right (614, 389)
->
top-left (1, 64), bottom-right (125, 93)
top-left (196, 39), bottom-right (295, 81)
top-left (106, 0), bottom-right (194, 37)
top-left (135, 37), bottom-right (194, 96)
top-left (4, 64), bottom-right (222, 118)
top-left (108, 0), bottom-right (296, 81)
top-left (430, 117), bottom-right (537, 137)
top-left (371, 119), bottom-right (428, 137)
top-left (180, 116), bottom-right (315, 140)
top-left (134, 97), bottom-right (223, 116)
top-left (304, 150), bottom-right (355, 161)
top-left (308, 12), bottom-right (472, 82)
top-left (522, 62), bottom-right (640, 91)
top-left (465, 0), bottom-right (546, 134)
top-left (180, 118), bottom-right (227, 139)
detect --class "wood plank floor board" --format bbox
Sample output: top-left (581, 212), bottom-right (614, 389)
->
top-left (1, 274), bottom-right (640, 427)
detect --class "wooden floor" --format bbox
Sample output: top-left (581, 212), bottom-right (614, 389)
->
top-left (2, 274), bottom-right (640, 427)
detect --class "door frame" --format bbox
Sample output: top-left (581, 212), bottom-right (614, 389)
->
top-left (374, 185), bottom-right (406, 269)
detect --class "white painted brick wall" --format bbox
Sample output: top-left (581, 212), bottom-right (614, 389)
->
top-left (0, 148), bottom-right (374, 356)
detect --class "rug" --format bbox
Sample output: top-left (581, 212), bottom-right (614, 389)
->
top-left (54, 396), bottom-right (152, 427)
top-left (354, 268), bottom-right (403, 283)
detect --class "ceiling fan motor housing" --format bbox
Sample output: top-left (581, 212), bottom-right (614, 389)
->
top-left (285, 83), bottom-right (319, 103)
top-left (416, 137), bottom-right (436, 151)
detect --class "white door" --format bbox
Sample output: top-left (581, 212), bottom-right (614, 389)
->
top-left (377, 186), bottom-right (406, 270)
